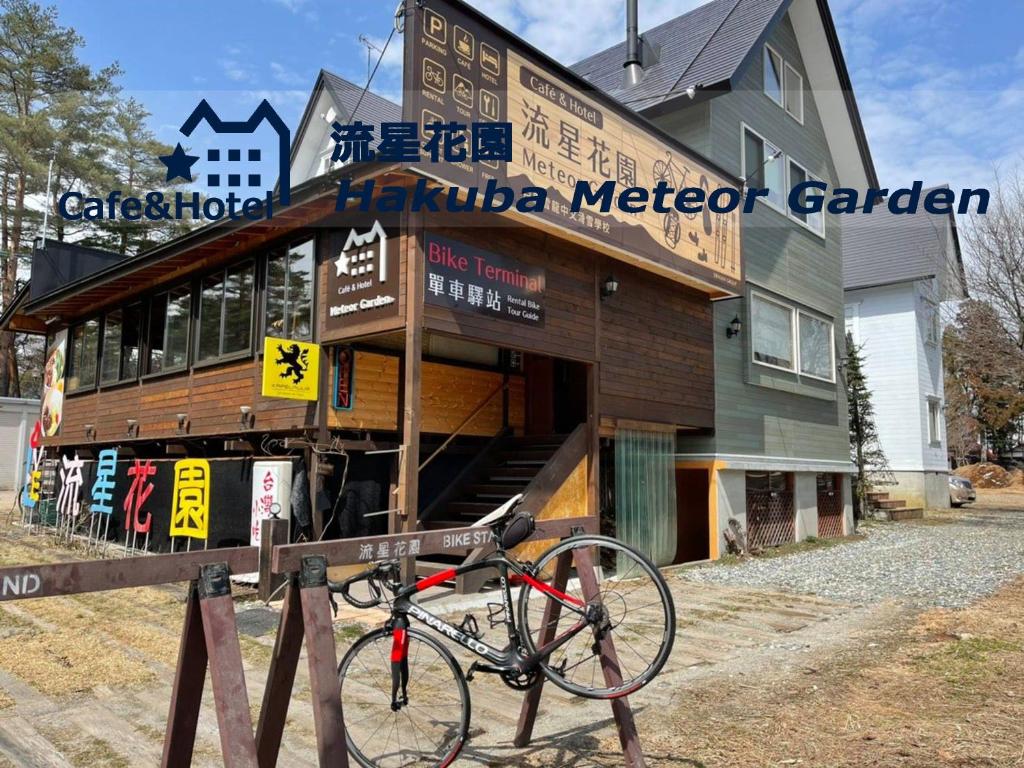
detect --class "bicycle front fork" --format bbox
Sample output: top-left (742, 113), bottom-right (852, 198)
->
top-left (390, 616), bottom-right (410, 711)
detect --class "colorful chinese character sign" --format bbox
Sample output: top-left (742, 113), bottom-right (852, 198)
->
top-left (170, 458), bottom-right (210, 540)
top-left (90, 448), bottom-right (118, 515)
top-left (56, 452), bottom-right (84, 519)
top-left (124, 459), bottom-right (156, 534)
top-left (249, 460), bottom-right (292, 546)
top-left (261, 337), bottom-right (320, 401)
top-left (21, 420), bottom-right (43, 508)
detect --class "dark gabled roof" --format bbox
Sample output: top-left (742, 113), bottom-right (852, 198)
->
top-left (571, 0), bottom-right (878, 188)
top-left (572, 0), bottom-right (786, 109)
top-left (0, 282), bottom-right (32, 331)
top-left (842, 186), bottom-right (967, 298)
top-left (321, 69), bottom-right (401, 126)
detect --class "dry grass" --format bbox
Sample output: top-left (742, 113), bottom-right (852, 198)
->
top-left (0, 688), bottom-right (12, 710)
top-left (636, 577), bottom-right (1024, 767)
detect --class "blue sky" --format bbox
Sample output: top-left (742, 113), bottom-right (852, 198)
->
top-left (56, 0), bottom-right (1024, 191)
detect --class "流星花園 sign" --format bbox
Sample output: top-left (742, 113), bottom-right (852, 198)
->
top-left (424, 231), bottom-right (544, 326)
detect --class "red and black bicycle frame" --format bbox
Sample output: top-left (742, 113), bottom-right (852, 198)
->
top-left (385, 554), bottom-right (592, 695)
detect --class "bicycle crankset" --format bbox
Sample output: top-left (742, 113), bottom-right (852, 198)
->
top-left (500, 668), bottom-right (541, 691)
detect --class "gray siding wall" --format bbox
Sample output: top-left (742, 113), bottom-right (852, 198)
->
top-left (656, 12), bottom-right (849, 463)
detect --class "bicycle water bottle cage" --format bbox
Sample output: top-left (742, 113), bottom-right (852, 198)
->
top-left (458, 613), bottom-right (482, 639)
top-left (486, 601), bottom-right (506, 629)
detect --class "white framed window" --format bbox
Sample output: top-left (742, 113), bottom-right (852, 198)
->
top-left (798, 311), bottom-right (835, 382)
top-left (763, 45), bottom-right (784, 106)
top-left (927, 398), bottom-right (943, 444)
top-left (922, 298), bottom-right (940, 345)
top-left (787, 159), bottom-right (825, 237)
top-left (741, 124), bottom-right (785, 211)
top-left (751, 292), bottom-right (796, 372)
top-left (784, 62), bottom-right (804, 123)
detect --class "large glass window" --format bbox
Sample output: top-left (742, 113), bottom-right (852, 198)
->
top-left (742, 127), bottom-right (784, 210)
top-left (763, 45), bottom-right (783, 106)
top-left (751, 293), bottom-right (795, 370)
top-left (265, 238), bottom-right (314, 340)
top-left (148, 287), bottom-right (191, 374)
top-left (788, 160), bottom-right (825, 236)
top-left (798, 312), bottom-right (834, 381)
top-left (67, 319), bottom-right (99, 392)
top-left (99, 304), bottom-right (142, 384)
top-left (196, 262), bottom-right (255, 363)
top-left (784, 62), bottom-right (804, 122)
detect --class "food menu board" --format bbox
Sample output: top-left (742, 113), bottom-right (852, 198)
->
top-left (40, 329), bottom-right (66, 437)
top-left (403, 0), bottom-right (742, 295)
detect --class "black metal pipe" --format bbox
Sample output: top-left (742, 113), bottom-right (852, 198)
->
top-left (625, 0), bottom-right (641, 67)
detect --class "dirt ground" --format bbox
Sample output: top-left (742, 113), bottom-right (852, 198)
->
top-left (0, 490), bottom-right (1022, 767)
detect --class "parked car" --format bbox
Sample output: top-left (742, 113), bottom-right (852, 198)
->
top-left (949, 476), bottom-right (976, 507)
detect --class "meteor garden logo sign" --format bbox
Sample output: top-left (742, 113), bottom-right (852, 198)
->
top-left (58, 100), bottom-right (290, 223)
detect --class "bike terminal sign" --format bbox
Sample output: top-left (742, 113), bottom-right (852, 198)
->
top-left (403, 0), bottom-right (742, 295)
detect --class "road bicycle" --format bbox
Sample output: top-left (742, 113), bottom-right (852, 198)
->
top-left (329, 495), bottom-right (676, 768)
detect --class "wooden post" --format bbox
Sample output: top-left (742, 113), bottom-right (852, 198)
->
top-left (258, 517), bottom-right (289, 602)
top-left (397, 217), bottom-right (424, 581)
top-left (255, 578), bottom-right (304, 767)
top-left (587, 362), bottom-right (600, 520)
top-left (161, 583), bottom-right (208, 767)
top-left (197, 563), bottom-right (260, 768)
top-left (514, 550), bottom-right (572, 746)
top-left (298, 556), bottom-right (349, 767)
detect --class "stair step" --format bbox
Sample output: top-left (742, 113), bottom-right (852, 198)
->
top-left (873, 499), bottom-right (907, 509)
top-left (507, 434), bottom-right (569, 446)
top-left (499, 448), bottom-right (558, 461)
top-left (487, 467), bottom-right (542, 479)
top-left (466, 483), bottom-right (528, 496)
top-left (878, 507), bottom-right (924, 522)
top-left (447, 501), bottom-right (498, 517)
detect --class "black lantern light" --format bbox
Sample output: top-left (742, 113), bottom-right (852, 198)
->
top-left (726, 314), bottom-right (742, 338)
top-left (601, 275), bottom-right (619, 299)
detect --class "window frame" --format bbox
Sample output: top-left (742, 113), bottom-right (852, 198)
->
top-left (786, 157), bottom-right (826, 238)
top-left (927, 398), bottom-right (943, 444)
top-left (143, 283), bottom-right (193, 378)
top-left (193, 259), bottom-right (257, 367)
top-left (99, 303), bottom-right (143, 387)
top-left (797, 310), bottom-right (836, 383)
top-left (763, 44), bottom-right (784, 107)
top-left (65, 317), bottom-right (101, 395)
top-left (740, 123), bottom-right (786, 213)
top-left (262, 236), bottom-right (316, 343)
top-left (750, 290), bottom-right (798, 374)
top-left (783, 61), bottom-right (804, 123)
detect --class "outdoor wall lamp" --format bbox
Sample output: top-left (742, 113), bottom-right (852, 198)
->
top-left (726, 315), bottom-right (743, 338)
top-left (84, 424), bottom-right (96, 441)
top-left (601, 275), bottom-right (619, 299)
top-left (176, 413), bottom-right (190, 434)
top-left (126, 419), bottom-right (139, 438)
top-left (240, 405), bottom-right (255, 429)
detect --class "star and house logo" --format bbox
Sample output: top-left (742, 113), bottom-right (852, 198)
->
top-left (59, 99), bottom-right (291, 224)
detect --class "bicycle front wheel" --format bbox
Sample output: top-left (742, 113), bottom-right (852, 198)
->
top-left (517, 535), bottom-right (675, 699)
top-left (339, 627), bottom-right (470, 768)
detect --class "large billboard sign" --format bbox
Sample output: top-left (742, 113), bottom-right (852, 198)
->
top-left (403, 0), bottom-right (742, 295)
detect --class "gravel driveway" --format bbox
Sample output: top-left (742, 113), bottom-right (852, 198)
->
top-left (681, 507), bottom-right (1024, 608)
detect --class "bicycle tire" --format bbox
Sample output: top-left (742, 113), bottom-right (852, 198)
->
top-left (338, 627), bottom-right (471, 768)
top-left (517, 534), bottom-right (675, 700)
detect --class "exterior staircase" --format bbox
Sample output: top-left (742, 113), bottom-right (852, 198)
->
top-left (866, 491), bottom-right (924, 521)
top-left (421, 434), bottom-right (567, 530)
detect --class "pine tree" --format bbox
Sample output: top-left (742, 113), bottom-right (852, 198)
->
top-left (844, 332), bottom-right (891, 519)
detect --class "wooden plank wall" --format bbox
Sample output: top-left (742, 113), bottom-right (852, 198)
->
top-left (326, 349), bottom-right (525, 437)
top-left (55, 358), bottom-right (314, 445)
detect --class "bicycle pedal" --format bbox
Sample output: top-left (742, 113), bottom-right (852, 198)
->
top-left (486, 602), bottom-right (506, 629)
top-left (458, 613), bottom-right (482, 639)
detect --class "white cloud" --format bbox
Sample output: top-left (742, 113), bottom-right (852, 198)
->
top-left (270, 61), bottom-right (306, 86)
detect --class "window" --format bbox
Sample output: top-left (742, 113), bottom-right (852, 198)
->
top-left (196, 262), bottom-right (255, 363)
top-left (928, 399), bottom-right (942, 444)
top-left (923, 299), bottom-right (940, 345)
top-left (67, 319), bottom-right (99, 392)
top-left (751, 293), bottom-right (795, 370)
top-left (148, 287), bottom-right (191, 374)
top-left (265, 239), bottom-right (314, 341)
top-left (788, 160), bottom-right (825, 236)
top-left (783, 62), bottom-right (803, 122)
top-left (99, 304), bottom-right (142, 385)
top-left (799, 311), bottom-right (835, 381)
top-left (742, 126), bottom-right (785, 210)
top-left (763, 45), bottom-right (783, 106)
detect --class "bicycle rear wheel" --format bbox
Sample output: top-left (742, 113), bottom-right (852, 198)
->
top-left (517, 535), bottom-right (675, 699)
top-left (339, 627), bottom-right (470, 768)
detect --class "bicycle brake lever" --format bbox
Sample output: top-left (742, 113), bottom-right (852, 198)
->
top-left (329, 592), bottom-right (338, 617)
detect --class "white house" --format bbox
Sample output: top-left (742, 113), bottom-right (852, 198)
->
top-left (843, 188), bottom-right (967, 508)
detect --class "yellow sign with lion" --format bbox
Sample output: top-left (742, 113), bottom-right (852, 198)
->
top-left (262, 337), bottom-right (319, 401)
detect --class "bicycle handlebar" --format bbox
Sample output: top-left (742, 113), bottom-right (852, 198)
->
top-left (330, 568), bottom-right (384, 609)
